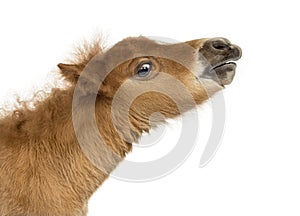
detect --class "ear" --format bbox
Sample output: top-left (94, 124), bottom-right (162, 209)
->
top-left (57, 63), bottom-right (83, 83)
top-left (58, 62), bottom-right (111, 96)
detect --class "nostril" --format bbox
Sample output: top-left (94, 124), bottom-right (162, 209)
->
top-left (212, 40), bottom-right (231, 51)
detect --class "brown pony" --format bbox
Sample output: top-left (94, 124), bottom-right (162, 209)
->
top-left (0, 36), bottom-right (241, 215)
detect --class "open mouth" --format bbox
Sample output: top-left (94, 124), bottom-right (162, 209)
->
top-left (198, 38), bottom-right (242, 87)
top-left (199, 61), bottom-right (237, 86)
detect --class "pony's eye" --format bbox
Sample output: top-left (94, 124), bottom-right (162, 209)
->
top-left (136, 63), bottom-right (152, 77)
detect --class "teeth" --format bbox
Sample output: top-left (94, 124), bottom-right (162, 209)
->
top-left (212, 61), bottom-right (236, 70)
top-left (199, 61), bottom-right (237, 79)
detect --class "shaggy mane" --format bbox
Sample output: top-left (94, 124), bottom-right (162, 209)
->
top-left (0, 35), bottom-right (107, 122)
top-left (69, 35), bottom-right (107, 66)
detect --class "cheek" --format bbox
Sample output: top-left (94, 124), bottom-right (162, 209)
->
top-left (169, 73), bottom-right (208, 104)
top-left (131, 93), bottom-right (180, 117)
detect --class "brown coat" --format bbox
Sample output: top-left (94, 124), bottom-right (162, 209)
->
top-left (0, 36), bottom-right (241, 215)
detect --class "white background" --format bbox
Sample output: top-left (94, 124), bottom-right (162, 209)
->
top-left (1, 0), bottom-right (300, 215)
